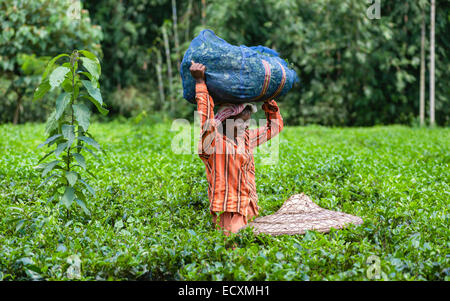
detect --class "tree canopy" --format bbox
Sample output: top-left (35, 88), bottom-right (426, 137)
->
top-left (0, 0), bottom-right (448, 125)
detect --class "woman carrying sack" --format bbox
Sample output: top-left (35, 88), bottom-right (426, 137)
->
top-left (190, 61), bottom-right (284, 236)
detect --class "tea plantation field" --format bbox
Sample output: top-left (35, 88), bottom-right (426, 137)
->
top-left (0, 121), bottom-right (448, 280)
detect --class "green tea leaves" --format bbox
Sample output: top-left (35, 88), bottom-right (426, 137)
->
top-left (78, 178), bottom-right (95, 197)
top-left (75, 199), bottom-right (90, 215)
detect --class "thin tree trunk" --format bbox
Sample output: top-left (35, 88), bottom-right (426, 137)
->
top-left (155, 49), bottom-right (165, 110)
top-left (172, 0), bottom-right (181, 72)
top-left (13, 93), bottom-right (22, 125)
top-left (429, 0), bottom-right (435, 126)
top-left (201, 0), bottom-right (206, 26)
top-left (162, 26), bottom-right (174, 114)
top-left (419, 10), bottom-right (426, 126)
top-left (185, 0), bottom-right (193, 42)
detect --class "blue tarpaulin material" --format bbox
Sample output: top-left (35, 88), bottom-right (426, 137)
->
top-left (180, 29), bottom-right (299, 104)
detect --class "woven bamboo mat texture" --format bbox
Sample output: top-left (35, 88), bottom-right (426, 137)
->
top-left (245, 193), bottom-right (363, 236)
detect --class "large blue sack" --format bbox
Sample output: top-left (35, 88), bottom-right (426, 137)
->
top-left (180, 29), bottom-right (299, 104)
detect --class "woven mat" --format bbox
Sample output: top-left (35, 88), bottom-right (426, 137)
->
top-left (244, 193), bottom-right (363, 236)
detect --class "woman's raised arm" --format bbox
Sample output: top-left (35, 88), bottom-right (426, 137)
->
top-left (248, 99), bottom-right (284, 149)
top-left (191, 62), bottom-right (217, 158)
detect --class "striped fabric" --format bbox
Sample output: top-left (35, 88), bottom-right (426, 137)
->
top-left (195, 82), bottom-right (283, 216)
top-left (268, 62), bottom-right (287, 100)
top-left (249, 59), bottom-right (272, 102)
top-left (214, 103), bottom-right (245, 123)
top-left (214, 102), bottom-right (257, 123)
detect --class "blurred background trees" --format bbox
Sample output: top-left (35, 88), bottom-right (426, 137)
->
top-left (0, 0), bottom-right (448, 126)
top-left (0, 0), bottom-right (102, 124)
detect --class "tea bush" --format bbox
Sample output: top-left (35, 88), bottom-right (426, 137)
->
top-left (0, 122), bottom-right (448, 280)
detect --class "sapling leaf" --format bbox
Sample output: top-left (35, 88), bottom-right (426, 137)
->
top-left (42, 160), bottom-right (61, 177)
top-left (45, 111), bottom-right (59, 135)
top-left (37, 150), bottom-right (55, 164)
top-left (65, 171), bottom-right (78, 186)
top-left (80, 57), bottom-right (100, 80)
top-left (73, 153), bottom-right (86, 169)
top-left (33, 80), bottom-right (51, 101)
top-left (62, 124), bottom-right (75, 147)
top-left (61, 78), bottom-right (73, 93)
top-left (78, 136), bottom-right (100, 150)
top-left (78, 71), bottom-right (92, 81)
top-left (55, 142), bottom-right (69, 157)
top-left (78, 50), bottom-right (98, 61)
top-left (61, 186), bottom-right (75, 209)
top-left (42, 53), bottom-right (69, 80)
top-left (37, 174), bottom-right (58, 188)
top-left (85, 169), bottom-right (98, 180)
top-left (49, 66), bottom-right (70, 90)
top-left (81, 80), bottom-right (103, 105)
top-left (55, 93), bottom-right (71, 120)
top-left (37, 134), bottom-right (62, 149)
top-left (81, 95), bottom-right (109, 115)
top-left (83, 146), bottom-right (101, 161)
top-left (73, 104), bottom-right (91, 132)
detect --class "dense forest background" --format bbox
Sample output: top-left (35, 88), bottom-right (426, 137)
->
top-left (1, 0), bottom-right (449, 126)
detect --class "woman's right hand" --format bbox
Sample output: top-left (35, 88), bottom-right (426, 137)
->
top-left (190, 61), bottom-right (206, 83)
top-left (262, 99), bottom-right (279, 113)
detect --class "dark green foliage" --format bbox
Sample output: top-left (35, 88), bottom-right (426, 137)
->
top-left (33, 50), bottom-right (108, 216)
top-left (0, 122), bottom-right (448, 280)
top-left (82, 0), bottom-right (449, 125)
top-left (2, 0), bottom-right (448, 125)
top-left (82, 0), bottom-right (197, 119)
top-left (83, 0), bottom-right (165, 92)
top-left (204, 0), bottom-right (449, 126)
top-left (0, 0), bottom-right (102, 124)
top-left (0, 1), bottom-right (102, 74)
